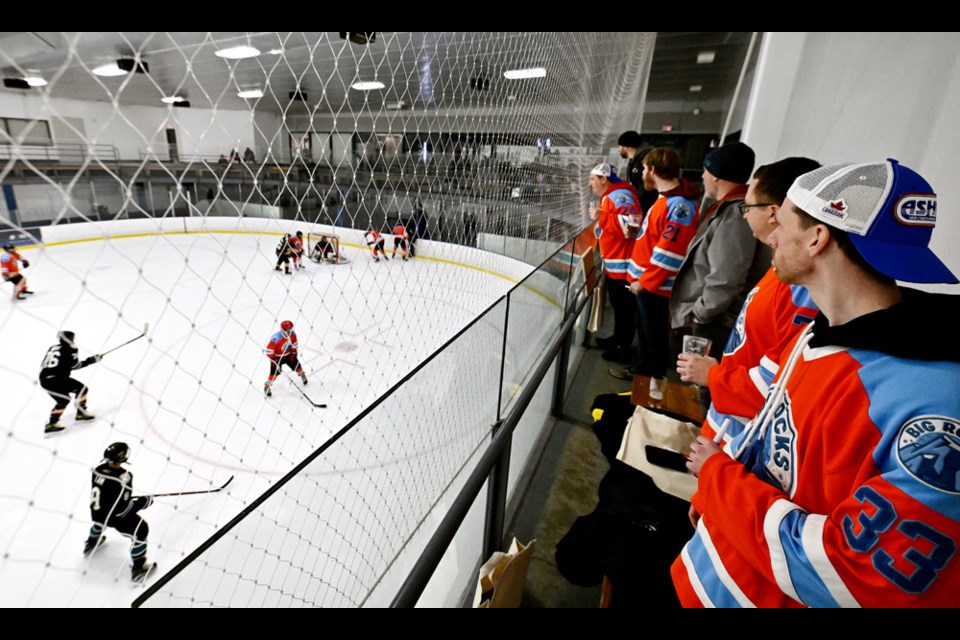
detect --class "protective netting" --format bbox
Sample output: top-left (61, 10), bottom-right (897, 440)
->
top-left (0, 32), bottom-right (653, 606)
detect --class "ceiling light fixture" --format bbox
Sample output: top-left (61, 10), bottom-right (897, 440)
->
top-left (215, 45), bottom-right (261, 60)
top-left (689, 85), bottom-right (703, 92)
top-left (237, 89), bottom-right (264, 99)
top-left (503, 67), bottom-right (546, 80)
top-left (24, 76), bottom-right (47, 87)
top-left (351, 81), bottom-right (385, 91)
top-left (697, 51), bottom-right (716, 64)
top-left (93, 62), bottom-right (128, 77)
top-left (161, 95), bottom-right (186, 104)
top-left (267, 48), bottom-right (284, 56)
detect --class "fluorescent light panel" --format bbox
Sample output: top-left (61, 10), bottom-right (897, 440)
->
top-left (503, 67), bottom-right (546, 80)
top-left (237, 89), bottom-right (263, 99)
top-left (92, 63), bottom-right (128, 77)
top-left (697, 51), bottom-right (716, 64)
top-left (24, 76), bottom-right (47, 87)
top-left (215, 45), bottom-right (261, 60)
top-left (689, 85), bottom-right (703, 92)
top-left (351, 81), bottom-right (385, 91)
top-left (161, 96), bottom-right (186, 104)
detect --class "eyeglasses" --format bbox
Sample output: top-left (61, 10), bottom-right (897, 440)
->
top-left (738, 202), bottom-right (775, 215)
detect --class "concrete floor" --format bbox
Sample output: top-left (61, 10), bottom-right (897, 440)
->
top-left (507, 317), bottom-right (635, 608)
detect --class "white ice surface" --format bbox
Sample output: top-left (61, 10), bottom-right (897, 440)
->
top-left (0, 232), bottom-right (548, 607)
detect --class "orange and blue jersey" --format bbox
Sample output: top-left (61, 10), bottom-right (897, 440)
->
top-left (289, 236), bottom-right (304, 254)
top-left (703, 266), bottom-right (818, 443)
top-left (264, 330), bottom-right (298, 360)
top-left (593, 180), bottom-right (641, 280)
top-left (393, 225), bottom-right (409, 240)
top-left (627, 179), bottom-right (699, 296)
top-left (1, 250), bottom-right (23, 277)
top-left (673, 295), bottom-right (960, 608)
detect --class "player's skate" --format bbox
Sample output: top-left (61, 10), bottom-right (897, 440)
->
top-left (264, 383), bottom-right (272, 397)
top-left (83, 536), bottom-right (103, 556)
top-left (300, 373), bottom-right (308, 385)
top-left (44, 422), bottom-right (65, 434)
top-left (131, 558), bottom-right (157, 583)
top-left (76, 407), bottom-right (95, 421)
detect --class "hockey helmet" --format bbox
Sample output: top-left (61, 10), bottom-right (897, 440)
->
top-left (280, 320), bottom-right (294, 335)
top-left (296, 230), bottom-right (303, 237)
top-left (2, 243), bottom-right (13, 252)
top-left (104, 442), bottom-right (130, 464)
top-left (58, 330), bottom-right (76, 346)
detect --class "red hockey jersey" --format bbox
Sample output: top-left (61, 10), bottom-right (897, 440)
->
top-left (626, 179), bottom-right (699, 296)
top-left (703, 266), bottom-right (818, 442)
top-left (593, 181), bottom-right (641, 281)
top-left (264, 330), bottom-right (298, 360)
top-left (673, 291), bottom-right (960, 608)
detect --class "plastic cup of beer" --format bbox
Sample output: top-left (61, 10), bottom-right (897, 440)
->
top-left (648, 376), bottom-right (667, 405)
top-left (682, 335), bottom-right (712, 357)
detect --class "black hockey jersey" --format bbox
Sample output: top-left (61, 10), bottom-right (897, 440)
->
top-left (90, 463), bottom-right (136, 523)
top-left (38, 342), bottom-right (91, 380)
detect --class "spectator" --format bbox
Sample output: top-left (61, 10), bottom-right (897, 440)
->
top-left (587, 162), bottom-right (642, 362)
top-left (676, 157), bottom-right (821, 444)
top-left (617, 130), bottom-right (658, 214)
top-left (669, 141), bottom-right (767, 407)
top-left (677, 159), bottom-right (960, 608)
top-left (611, 148), bottom-right (699, 380)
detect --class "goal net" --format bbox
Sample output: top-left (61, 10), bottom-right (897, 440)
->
top-left (307, 232), bottom-right (343, 264)
top-left (0, 31), bottom-right (654, 607)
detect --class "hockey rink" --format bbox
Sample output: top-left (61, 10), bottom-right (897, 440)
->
top-left (0, 230), bottom-right (562, 607)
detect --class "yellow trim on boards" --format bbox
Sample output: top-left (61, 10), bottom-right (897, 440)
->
top-left (25, 229), bottom-right (563, 308)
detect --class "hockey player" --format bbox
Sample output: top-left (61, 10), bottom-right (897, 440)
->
top-left (392, 223), bottom-right (410, 261)
top-left (39, 331), bottom-right (100, 434)
top-left (84, 442), bottom-right (157, 583)
top-left (275, 234), bottom-right (293, 274)
top-left (311, 236), bottom-right (336, 263)
top-left (2, 243), bottom-right (33, 301)
top-left (365, 228), bottom-right (388, 262)
top-left (264, 320), bottom-right (308, 396)
top-left (289, 230), bottom-right (305, 270)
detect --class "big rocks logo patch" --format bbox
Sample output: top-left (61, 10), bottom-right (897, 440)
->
top-left (896, 416), bottom-right (960, 494)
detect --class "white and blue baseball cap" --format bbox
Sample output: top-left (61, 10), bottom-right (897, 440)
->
top-left (787, 159), bottom-right (957, 284)
top-left (590, 163), bottom-right (620, 182)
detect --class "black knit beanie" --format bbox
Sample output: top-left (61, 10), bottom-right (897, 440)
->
top-left (703, 142), bottom-right (755, 184)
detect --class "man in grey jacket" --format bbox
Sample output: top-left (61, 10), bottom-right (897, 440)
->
top-left (669, 142), bottom-right (770, 405)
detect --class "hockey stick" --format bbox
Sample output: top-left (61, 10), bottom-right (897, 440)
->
top-left (147, 475), bottom-right (234, 498)
top-left (283, 372), bottom-right (327, 408)
top-left (99, 322), bottom-right (149, 357)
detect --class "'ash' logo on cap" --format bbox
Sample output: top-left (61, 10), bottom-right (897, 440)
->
top-left (820, 199), bottom-right (848, 220)
top-left (894, 194), bottom-right (937, 227)
top-left (896, 416), bottom-right (960, 494)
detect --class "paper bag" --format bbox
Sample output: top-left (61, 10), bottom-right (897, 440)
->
top-left (616, 405), bottom-right (700, 501)
top-left (587, 281), bottom-right (605, 333)
top-left (473, 537), bottom-right (537, 608)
